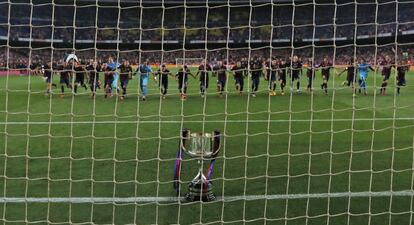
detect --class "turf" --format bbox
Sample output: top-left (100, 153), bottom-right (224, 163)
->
top-left (0, 68), bottom-right (413, 225)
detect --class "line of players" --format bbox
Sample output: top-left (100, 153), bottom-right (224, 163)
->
top-left (43, 55), bottom-right (409, 100)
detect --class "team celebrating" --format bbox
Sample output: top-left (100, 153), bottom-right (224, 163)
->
top-left (42, 54), bottom-right (410, 100)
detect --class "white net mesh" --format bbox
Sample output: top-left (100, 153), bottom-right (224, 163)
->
top-left (0, 0), bottom-right (413, 224)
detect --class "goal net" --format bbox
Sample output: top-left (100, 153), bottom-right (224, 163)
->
top-left (0, 0), bottom-right (413, 224)
top-left (175, 58), bottom-right (204, 68)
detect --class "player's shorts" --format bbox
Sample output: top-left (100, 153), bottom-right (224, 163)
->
top-left (44, 75), bottom-right (52, 83)
top-left (105, 78), bottom-right (114, 87)
top-left (347, 73), bottom-right (355, 83)
top-left (112, 74), bottom-right (118, 89)
top-left (200, 77), bottom-right (209, 88)
top-left (140, 75), bottom-right (149, 86)
top-left (178, 79), bottom-right (187, 90)
top-left (279, 75), bottom-right (286, 84)
top-left (235, 76), bottom-right (243, 85)
top-left (397, 76), bottom-right (406, 86)
top-left (60, 76), bottom-right (70, 86)
top-left (268, 73), bottom-right (277, 82)
top-left (159, 78), bottom-right (168, 89)
top-left (251, 76), bottom-right (260, 87)
top-left (383, 74), bottom-right (391, 81)
top-left (75, 75), bottom-right (84, 85)
top-left (322, 74), bottom-right (330, 81)
top-left (291, 73), bottom-right (300, 80)
top-left (120, 79), bottom-right (129, 88)
top-left (217, 79), bottom-right (226, 88)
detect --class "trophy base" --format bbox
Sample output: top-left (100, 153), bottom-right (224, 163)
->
top-left (185, 171), bottom-right (216, 202)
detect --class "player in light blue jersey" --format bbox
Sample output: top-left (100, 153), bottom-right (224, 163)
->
top-left (137, 60), bottom-right (152, 101)
top-left (357, 59), bottom-right (374, 95)
top-left (107, 57), bottom-right (121, 95)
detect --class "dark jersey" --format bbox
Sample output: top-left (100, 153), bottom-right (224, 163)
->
top-left (74, 66), bottom-right (85, 78)
top-left (198, 64), bottom-right (212, 81)
top-left (306, 64), bottom-right (315, 78)
top-left (289, 61), bottom-right (302, 77)
top-left (215, 65), bottom-right (227, 81)
top-left (86, 64), bottom-right (100, 82)
top-left (250, 60), bottom-right (262, 78)
top-left (43, 64), bottom-right (52, 78)
top-left (176, 68), bottom-right (191, 82)
top-left (381, 61), bottom-right (392, 77)
top-left (397, 65), bottom-right (408, 78)
top-left (232, 65), bottom-right (245, 79)
top-left (155, 68), bottom-right (171, 81)
top-left (59, 65), bottom-right (71, 80)
top-left (119, 65), bottom-right (133, 81)
top-left (347, 65), bottom-right (355, 76)
top-left (279, 63), bottom-right (288, 78)
top-left (104, 68), bottom-right (114, 84)
top-left (319, 62), bottom-right (332, 78)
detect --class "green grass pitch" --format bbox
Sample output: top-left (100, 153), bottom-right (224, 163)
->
top-left (0, 68), bottom-right (413, 224)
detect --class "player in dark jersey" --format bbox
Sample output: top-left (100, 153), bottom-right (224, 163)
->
top-left (396, 60), bottom-right (409, 96)
top-left (306, 58), bottom-right (316, 92)
top-left (215, 60), bottom-right (227, 97)
top-left (380, 55), bottom-right (393, 95)
top-left (250, 57), bottom-right (262, 97)
top-left (231, 61), bottom-right (246, 96)
top-left (59, 61), bottom-right (72, 98)
top-left (176, 65), bottom-right (195, 100)
top-left (86, 59), bottom-right (101, 98)
top-left (73, 61), bottom-right (88, 95)
top-left (318, 57), bottom-right (332, 95)
top-left (339, 59), bottom-right (356, 90)
top-left (289, 55), bottom-right (302, 94)
top-left (265, 58), bottom-right (278, 96)
top-left (278, 59), bottom-right (288, 95)
top-left (103, 63), bottom-right (115, 98)
top-left (154, 64), bottom-right (172, 99)
top-left (119, 60), bottom-right (133, 100)
top-left (42, 62), bottom-right (56, 95)
top-left (196, 59), bottom-right (212, 97)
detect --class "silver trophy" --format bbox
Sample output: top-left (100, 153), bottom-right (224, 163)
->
top-left (179, 129), bottom-right (221, 201)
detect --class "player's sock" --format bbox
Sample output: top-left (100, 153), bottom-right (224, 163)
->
top-left (61, 85), bottom-right (64, 93)
top-left (74, 85), bottom-right (78, 93)
top-left (272, 83), bottom-right (276, 91)
top-left (142, 85), bottom-right (147, 97)
top-left (296, 82), bottom-right (300, 91)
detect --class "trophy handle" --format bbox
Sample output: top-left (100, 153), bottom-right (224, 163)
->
top-left (211, 130), bottom-right (221, 158)
top-left (180, 128), bottom-right (190, 151)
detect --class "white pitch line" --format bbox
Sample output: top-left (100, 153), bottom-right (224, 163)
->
top-left (0, 191), bottom-right (413, 203)
top-left (1, 117), bottom-right (414, 125)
